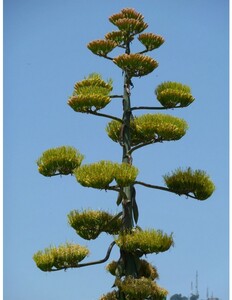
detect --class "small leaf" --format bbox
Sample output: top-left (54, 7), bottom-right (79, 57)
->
top-left (117, 192), bottom-right (123, 206)
top-left (131, 186), bottom-right (139, 224)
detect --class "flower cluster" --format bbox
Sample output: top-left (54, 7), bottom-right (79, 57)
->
top-left (115, 276), bottom-right (168, 300)
top-left (99, 291), bottom-right (118, 300)
top-left (113, 53), bottom-right (158, 77)
top-left (106, 259), bottom-right (158, 280)
top-left (164, 168), bottom-right (215, 200)
top-left (67, 210), bottom-right (121, 240)
top-left (68, 73), bottom-right (113, 112)
top-left (87, 39), bottom-right (117, 57)
top-left (109, 8), bottom-right (148, 36)
top-left (106, 114), bottom-right (188, 146)
top-left (33, 243), bottom-right (89, 272)
top-left (37, 146), bottom-right (84, 177)
top-left (115, 229), bottom-right (173, 255)
top-left (138, 32), bottom-right (165, 51)
top-left (155, 81), bottom-right (195, 108)
top-left (105, 30), bottom-right (128, 46)
top-left (75, 161), bottom-right (139, 189)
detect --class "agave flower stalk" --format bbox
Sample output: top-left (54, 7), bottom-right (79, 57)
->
top-left (33, 7), bottom-right (215, 300)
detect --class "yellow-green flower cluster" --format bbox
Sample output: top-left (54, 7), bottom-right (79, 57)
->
top-left (37, 146), bottom-right (84, 177)
top-left (33, 243), bottom-right (89, 272)
top-left (138, 259), bottom-right (159, 280)
top-left (138, 33), bottom-right (165, 51)
top-left (106, 114), bottom-right (188, 146)
top-left (68, 73), bottom-right (113, 112)
top-left (163, 168), bottom-right (215, 200)
top-left (99, 291), bottom-right (118, 300)
top-left (67, 210), bottom-right (121, 240)
top-left (105, 31), bottom-right (128, 46)
top-left (113, 54), bottom-right (158, 77)
top-left (116, 229), bottom-right (173, 255)
top-left (109, 8), bottom-right (148, 36)
top-left (87, 39), bottom-right (117, 57)
top-left (106, 259), bottom-right (158, 280)
top-left (75, 161), bottom-right (139, 189)
top-left (155, 81), bottom-right (195, 108)
top-left (115, 277), bottom-right (168, 300)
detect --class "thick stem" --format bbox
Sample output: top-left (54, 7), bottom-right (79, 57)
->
top-left (119, 41), bottom-right (139, 282)
top-left (121, 44), bottom-right (133, 230)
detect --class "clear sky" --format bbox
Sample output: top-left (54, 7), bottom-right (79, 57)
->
top-left (4, 0), bottom-right (229, 299)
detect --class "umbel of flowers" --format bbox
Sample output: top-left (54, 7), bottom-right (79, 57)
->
top-left (33, 8), bottom-right (215, 300)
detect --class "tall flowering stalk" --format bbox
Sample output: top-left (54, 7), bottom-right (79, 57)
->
top-left (33, 8), bottom-right (215, 300)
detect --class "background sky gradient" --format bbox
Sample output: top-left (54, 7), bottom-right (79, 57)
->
top-left (4, 1), bottom-right (229, 299)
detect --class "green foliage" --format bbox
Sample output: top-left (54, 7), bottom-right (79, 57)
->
top-left (155, 81), bottom-right (195, 108)
top-left (87, 39), bottom-right (117, 56)
top-left (109, 8), bottom-right (148, 36)
top-left (163, 168), bottom-right (215, 200)
top-left (74, 161), bottom-right (139, 189)
top-left (68, 73), bottom-right (113, 112)
top-left (67, 209), bottom-right (121, 240)
top-left (37, 146), bottom-right (84, 176)
top-left (33, 243), bottom-right (89, 272)
top-left (115, 276), bottom-right (168, 300)
top-left (115, 229), bottom-right (174, 255)
top-left (113, 54), bottom-right (158, 77)
top-left (138, 32), bottom-right (165, 50)
top-left (106, 114), bottom-right (188, 146)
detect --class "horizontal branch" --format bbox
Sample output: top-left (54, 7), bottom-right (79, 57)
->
top-left (110, 95), bottom-right (124, 99)
top-left (107, 186), bottom-right (128, 200)
top-left (50, 241), bottom-right (116, 272)
top-left (136, 49), bottom-right (150, 55)
top-left (128, 138), bottom-right (163, 155)
top-left (131, 105), bottom-right (184, 111)
top-left (134, 180), bottom-right (197, 199)
top-left (103, 55), bottom-right (113, 61)
top-left (87, 110), bottom-right (122, 123)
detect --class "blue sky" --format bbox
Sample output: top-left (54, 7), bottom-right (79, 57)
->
top-left (4, 0), bottom-right (229, 299)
